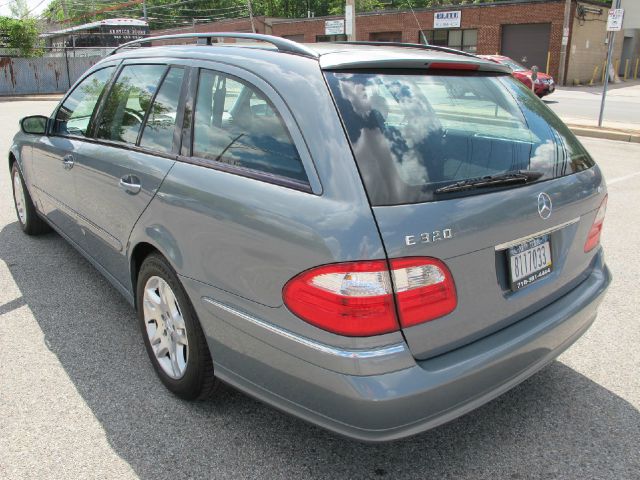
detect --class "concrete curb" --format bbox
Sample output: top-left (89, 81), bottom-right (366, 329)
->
top-left (568, 125), bottom-right (640, 143)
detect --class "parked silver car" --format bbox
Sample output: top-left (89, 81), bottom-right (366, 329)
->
top-left (9, 34), bottom-right (610, 441)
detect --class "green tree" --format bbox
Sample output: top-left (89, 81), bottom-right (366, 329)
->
top-left (0, 16), bottom-right (42, 56)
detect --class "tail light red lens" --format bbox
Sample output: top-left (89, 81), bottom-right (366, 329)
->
top-left (584, 195), bottom-right (608, 252)
top-left (283, 258), bottom-right (457, 337)
top-left (390, 257), bottom-right (457, 328)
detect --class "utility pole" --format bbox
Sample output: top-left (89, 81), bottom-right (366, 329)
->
top-left (143, 0), bottom-right (148, 23)
top-left (558, 0), bottom-right (572, 85)
top-left (345, 0), bottom-right (355, 41)
top-left (599, 0), bottom-right (623, 127)
top-left (247, 0), bottom-right (256, 34)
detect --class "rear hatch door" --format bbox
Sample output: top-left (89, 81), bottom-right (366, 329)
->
top-left (325, 68), bottom-right (606, 359)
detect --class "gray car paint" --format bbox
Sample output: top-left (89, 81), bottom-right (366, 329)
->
top-left (9, 41), bottom-right (610, 441)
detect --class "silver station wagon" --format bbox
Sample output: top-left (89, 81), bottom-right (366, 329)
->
top-left (9, 33), bottom-right (611, 441)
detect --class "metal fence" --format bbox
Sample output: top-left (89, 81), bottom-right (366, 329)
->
top-left (0, 53), bottom-right (103, 96)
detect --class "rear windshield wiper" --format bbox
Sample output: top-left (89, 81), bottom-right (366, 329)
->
top-left (434, 170), bottom-right (544, 194)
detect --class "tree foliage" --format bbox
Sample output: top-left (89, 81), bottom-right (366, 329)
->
top-left (0, 16), bottom-right (42, 56)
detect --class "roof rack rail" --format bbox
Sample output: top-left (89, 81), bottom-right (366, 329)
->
top-left (332, 41), bottom-right (479, 59)
top-left (110, 32), bottom-right (319, 58)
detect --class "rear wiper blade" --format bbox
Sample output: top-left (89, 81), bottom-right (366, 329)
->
top-left (434, 170), bottom-right (544, 194)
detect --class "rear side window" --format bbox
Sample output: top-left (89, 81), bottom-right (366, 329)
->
top-left (54, 67), bottom-right (115, 137)
top-left (192, 69), bottom-right (308, 184)
top-left (325, 71), bottom-right (594, 206)
top-left (139, 67), bottom-right (185, 153)
top-left (96, 64), bottom-right (167, 144)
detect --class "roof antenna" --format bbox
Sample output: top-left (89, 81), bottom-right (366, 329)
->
top-left (407, 1), bottom-right (427, 44)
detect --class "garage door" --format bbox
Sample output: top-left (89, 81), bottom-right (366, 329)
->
top-left (501, 23), bottom-right (551, 72)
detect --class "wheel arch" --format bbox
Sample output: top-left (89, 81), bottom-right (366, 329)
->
top-left (130, 241), bottom-right (161, 308)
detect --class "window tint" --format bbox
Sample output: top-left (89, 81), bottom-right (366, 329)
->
top-left (325, 71), bottom-right (594, 206)
top-left (192, 69), bottom-right (307, 184)
top-left (96, 64), bottom-right (167, 144)
top-left (139, 67), bottom-right (185, 153)
top-left (54, 67), bottom-right (115, 137)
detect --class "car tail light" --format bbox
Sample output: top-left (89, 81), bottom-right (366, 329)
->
top-left (390, 257), bottom-right (457, 328)
top-left (283, 258), bottom-right (457, 336)
top-left (584, 195), bottom-right (608, 252)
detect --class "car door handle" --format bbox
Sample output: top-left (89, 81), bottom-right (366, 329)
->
top-left (62, 154), bottom-right (74, 170)
top-left (119, 175), bottom-right (141, 195)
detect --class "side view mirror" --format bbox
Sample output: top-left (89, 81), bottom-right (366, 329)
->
top-left (531, 66), bottom-right (539, 82)
top-left (20, 115), bottom-right (48, 135)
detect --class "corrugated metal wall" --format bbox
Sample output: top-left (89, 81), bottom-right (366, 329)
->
top-left (0, 56), bottom-right (101, 96)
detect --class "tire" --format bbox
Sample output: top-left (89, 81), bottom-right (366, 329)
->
top-left (11, 162), bottom-right (51, 235)
top-left (136, 253), bottom-right (219, 400)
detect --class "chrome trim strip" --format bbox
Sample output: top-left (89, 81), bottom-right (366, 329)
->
top-left (202, 297), bottom-right (407, 359)
top-left (494, 217), bottom-right (581, 251)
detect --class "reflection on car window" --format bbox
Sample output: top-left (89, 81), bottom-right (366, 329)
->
top-left (192, 69), bottom-right (308, 184)
top-left (325, 71), bottom-right (594, 206)
top-left (139, 67), bottom-right (185, 153)
top-left (54, 67), bottom-right (115, 137)
top-left (96, 64), bottom-right (167, 144)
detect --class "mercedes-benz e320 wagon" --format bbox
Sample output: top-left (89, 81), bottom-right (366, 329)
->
top-left (9, 33), bottom-right (610, 441)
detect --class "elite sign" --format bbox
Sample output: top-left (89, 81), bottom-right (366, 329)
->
top-left (434, 10), bottom-right (461, 29)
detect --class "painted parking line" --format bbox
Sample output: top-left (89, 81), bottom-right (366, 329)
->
top-left (608, 171), bottom-right (640, 185)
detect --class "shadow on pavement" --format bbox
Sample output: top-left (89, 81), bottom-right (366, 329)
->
top-left (1, 221), bottom-right (638, 480)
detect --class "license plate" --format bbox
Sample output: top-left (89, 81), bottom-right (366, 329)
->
top-left (508, 235), bottom-right (552, 291)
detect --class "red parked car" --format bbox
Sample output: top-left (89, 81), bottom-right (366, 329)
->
top-left (479, 55), bottom-right (555, 98)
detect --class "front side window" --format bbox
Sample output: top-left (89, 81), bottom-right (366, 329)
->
top-left (96, 64), bottom-right (167, 144)
top-left (192, 69), bottom-right (307, 184)
top-left (139, 67), bottom-right (185, 153)
top-left (54, 67), bottom-right (115, 137)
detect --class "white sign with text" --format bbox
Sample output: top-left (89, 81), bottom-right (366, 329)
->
top-left (434, 10), bottom-right (461, 29)
top-left (607, 9), bottom-right (624, 31)
top-left (325, 19), bottom-right (345, 35)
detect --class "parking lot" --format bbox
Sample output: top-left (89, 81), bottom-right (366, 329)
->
top-left (0, 100), bottom-right (638, 480)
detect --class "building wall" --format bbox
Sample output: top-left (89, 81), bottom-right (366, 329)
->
top-left (567, 2), bottom-right (625, 84)
top-left (150, 1), bottom-right (631, 83)
top-left (270, 1), bottom-right (568, 77)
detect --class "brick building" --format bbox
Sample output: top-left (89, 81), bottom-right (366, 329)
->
top-left (153, 0), bottom-right (638, 85)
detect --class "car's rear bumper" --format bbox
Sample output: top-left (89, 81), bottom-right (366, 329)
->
top-left (188, 250), bottom-right (610, 442)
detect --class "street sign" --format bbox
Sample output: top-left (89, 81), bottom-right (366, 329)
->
top-left (434, 11), bottom-right (461, 29)
top-left (607, 9), bottom-right (624, 31)
top-left (325, 19), bottom-right (345, 35)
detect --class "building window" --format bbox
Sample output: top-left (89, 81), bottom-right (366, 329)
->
top-left (420, 29), bottom-right (477, 53)
top-left (283, 34), bottom-right (305, 42)
top-left (369, 31), bottom-right (402, 42)
top-left (316, 34), bottom-right (347, 42)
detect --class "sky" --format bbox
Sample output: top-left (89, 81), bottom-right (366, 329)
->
top-left (0, 0), bottom-right (52, 18)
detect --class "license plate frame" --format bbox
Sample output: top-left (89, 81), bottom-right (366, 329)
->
top-left (508, 234), bottom-right (553, 291)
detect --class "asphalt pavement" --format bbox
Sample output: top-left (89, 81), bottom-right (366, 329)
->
top-left (0, 101), bottom-right (639, 480)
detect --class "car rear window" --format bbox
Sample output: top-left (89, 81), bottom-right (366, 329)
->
top-left (325, 71), bottom-right (594, 206)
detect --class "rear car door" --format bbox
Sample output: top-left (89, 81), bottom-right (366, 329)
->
top-left (325, 69), bottom-right (606, 359)
top-left (31, 66), bottom-right (116, 244)
top-left (72, 62), bottom-right (185, 288)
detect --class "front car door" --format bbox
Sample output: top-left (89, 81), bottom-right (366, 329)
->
top-left (72, 62), bottom-right (184, 289)
top-left (30, 66), bottom-right (116, 245)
